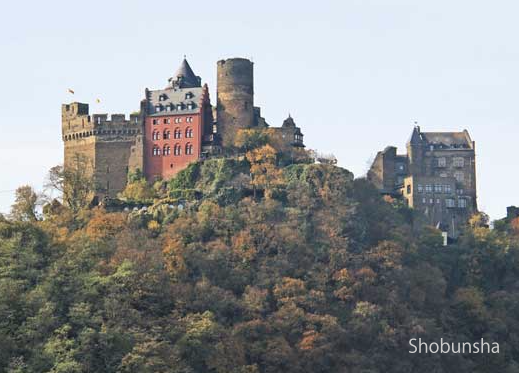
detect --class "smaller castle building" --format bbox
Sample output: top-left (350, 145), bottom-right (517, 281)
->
top-left (368, 126), bottom-right (477, 238)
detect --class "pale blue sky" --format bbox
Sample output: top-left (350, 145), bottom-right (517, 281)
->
top-left (0, 0), bottom-right (517, 219)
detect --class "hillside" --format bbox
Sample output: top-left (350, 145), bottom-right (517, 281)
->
top-left (1, 152), bottom-right (519, 373)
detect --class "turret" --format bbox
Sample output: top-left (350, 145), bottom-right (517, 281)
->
top-left (407, 125), bottom-right (424, 175)
top-left (216, 58), bottom-right (254, 147)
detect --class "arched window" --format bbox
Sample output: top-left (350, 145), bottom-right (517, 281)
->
top-left (185, 127), bottom-right (193, 138)
top-left (174, 144), bottom-right (181, 155)
top-left (163, 130), bottom-right (170, 139)
top-left (152, 130), bottom-right (160, 140)
top-left (163, 145), bottom-right (171, 156)
top-left (152, 146), bottom-right (161, 156)
top-left (174, 128), bottom-right (181, 139)
top-left (185, 143), bottom-right (193, 155)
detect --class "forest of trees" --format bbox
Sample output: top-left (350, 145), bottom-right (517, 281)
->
top-left (2, 137), bottom-right (519, 372)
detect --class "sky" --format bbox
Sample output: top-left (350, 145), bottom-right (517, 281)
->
top-left (0, 0), bottom-right (517, 219)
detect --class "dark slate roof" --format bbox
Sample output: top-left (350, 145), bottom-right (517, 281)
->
top-left (408, 126), bottom-right (473, 149)
top-left (147, 87), bottom-right (203, 116)
top-left (282, 114), bottom-right (296, 128)
top-left (421, 131), bottom-right (471, 147)
top-left (169, 58), bottom-right (201, 88)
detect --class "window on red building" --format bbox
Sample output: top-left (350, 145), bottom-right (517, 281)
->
top-left (185, 127), bottom-right (193, 138)
top-left (152, 131), bottom-right (160, 140)
top-left (164, 130), bottom-right (170, 139)
top-left (163, 145), bottom-right (171, 156)
top-left (174, 144), bottom-right (181, 155)
top-left (185, 143), bottom-right (193, 155)
top-left (174, 128), bottom-right (181, 139)
top-left (152, 146), bottom-right (161, 156)
top-left (164, 118), bottom-right (170, 124)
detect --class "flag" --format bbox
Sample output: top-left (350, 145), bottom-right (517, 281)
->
top-left (68, 88), bottom-right (75, 94)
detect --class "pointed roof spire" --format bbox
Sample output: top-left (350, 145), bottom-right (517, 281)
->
top-left (282, 114), bottom-right (296, 128)
top-left (409, 124), bottom-right (422, 144)
top-left (169, 57), bottom-right (201, 88)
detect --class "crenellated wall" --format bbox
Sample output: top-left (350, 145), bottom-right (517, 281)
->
top-left (62, 102), bottom-right (143, 199)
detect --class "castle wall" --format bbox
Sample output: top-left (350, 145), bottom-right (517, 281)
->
top-left (367, 147), bottom-right (407, 194)
top-left (62, 103), bottom-right (142, 199)
top-left (95, 140), bottom-right (135, 197)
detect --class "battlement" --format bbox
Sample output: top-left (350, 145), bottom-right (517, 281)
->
top-left (62, 102), bottom-right (142, 142)
top-left (91, 113), bottom-right (141, 126)
top-left (217, 57), bottom-right (253, 66)
top-left (62, 102), bottom-right (89, 116)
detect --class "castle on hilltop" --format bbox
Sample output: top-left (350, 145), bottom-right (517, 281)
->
top-left (368, 126), bottom-right (477, 238)
top-left (62, 58), bottom-right (478, 239)
top-left (62, 57), bottom-right (305, 198)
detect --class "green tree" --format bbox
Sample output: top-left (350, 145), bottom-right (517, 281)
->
top-left (45, 153), bottom-right (95, 214)
top-left (10, 185), bottom-right (39, 221)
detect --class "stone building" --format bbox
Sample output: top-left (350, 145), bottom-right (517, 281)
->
top-left (62, 57), bottom-right (305, 199)
top-left (268, 115), bottom-right (305, 152)
top-left (368, 126), bottom-right (477, 238)
top-left (61, 102), bottom-right (143, 199)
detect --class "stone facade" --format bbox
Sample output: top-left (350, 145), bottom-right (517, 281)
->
top-left (268, 115), bottom-right (305, 153)
top-left (62, 103), bottom-right (143, 199)
top-left (507, 206), bottom-right (519, 221)
top-left (216, 58), bottom-right (255, 148)
top-left (62, 57), bottom-right (305, 200)
top-left (368, 126), bottom-right (477, 238)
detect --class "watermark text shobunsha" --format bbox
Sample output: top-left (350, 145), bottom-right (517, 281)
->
top-left (409, 338), bottom-right (499, 354)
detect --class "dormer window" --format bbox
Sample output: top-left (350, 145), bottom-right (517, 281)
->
top-left (453, 157), bottom-right (464, 167)
top-left (177, 103), bottom-right (183, 110)
top-left (185, 92), bottom-right (193, 99)
top-left (159, 94), bottom-right (167, 101)
top-left (155, 105), bottom-right (162, 112)
top-left (187, 102), bottom-right (195, 110)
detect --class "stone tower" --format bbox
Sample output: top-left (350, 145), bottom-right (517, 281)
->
top-left (216, 58), bottom-right (254, 147)
top-left (62, 102), bottom-right (143, 200)
top-left (407, 126), bottom-right (425, 175)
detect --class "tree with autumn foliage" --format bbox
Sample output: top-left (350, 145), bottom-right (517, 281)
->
top-left (246, 144), bottom-right (284, 199)
top-left (2, 155), bottom-right (519, 373)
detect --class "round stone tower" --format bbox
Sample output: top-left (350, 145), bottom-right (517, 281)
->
top-left (216, 58), bottom-right (254, 148)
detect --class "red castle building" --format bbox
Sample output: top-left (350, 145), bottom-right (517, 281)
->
top-left (142, 59), bottom-right (215, 181)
